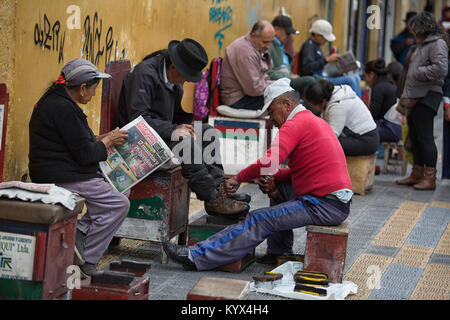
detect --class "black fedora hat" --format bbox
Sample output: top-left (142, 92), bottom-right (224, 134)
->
top-left (168, 39), bottom-right (208, 83)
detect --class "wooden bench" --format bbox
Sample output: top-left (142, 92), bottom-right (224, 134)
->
top-left (303, 220), bottom-right (350, 284)
top-left (346, 154), bottom-right (377, 196)
top-left (187, 277), bottom-right (250, 300)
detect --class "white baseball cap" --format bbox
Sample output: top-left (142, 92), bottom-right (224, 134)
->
top-left (261, 78), bottom-right (295, 116)
top-left (309, 19), bottom-right (336, 42)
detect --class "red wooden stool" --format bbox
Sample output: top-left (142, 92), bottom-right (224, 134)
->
top-left (71, 270), bottom-right (150, 300)
top-left (303, 221), bottom-right (350, 284)
top-left (0, 197), bottom-right (85, 300)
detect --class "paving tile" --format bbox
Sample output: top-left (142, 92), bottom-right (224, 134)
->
top-left (405, 226), bottom-right (446, 248)
top-left (392, 245), bottom-right (433, 269)
top-left (428, 253), bottom-right (450, 266)
top-left (344, 254), bottom-right (393, 300)
top-left (365, 245), bottom-right (400, 258)
top-left (431, 201), bottom-right (450, 209)
top-left (434, 224), bottom-right (450, 255)
top-left (368, 264), bottom-right (424, 300)
top-left (409, 264), bottom-right (450, 300)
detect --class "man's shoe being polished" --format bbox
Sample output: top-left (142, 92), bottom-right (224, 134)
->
top-left (230, 192), bottom-right (252, 203)
top-left (204, 183), bottom-right (250, 219)
top-left (162, 239), bottom-right (197, 271)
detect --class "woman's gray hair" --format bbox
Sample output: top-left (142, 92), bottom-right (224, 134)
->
top-left (409, 11), bottom-right (447, 43)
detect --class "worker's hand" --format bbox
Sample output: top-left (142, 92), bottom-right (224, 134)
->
top-left (445, 104), bottom-right (450, 122)
top-left (255, 177), bottom-right (271, 194)
top-left (225, 176), bottom-right (241, 196)
top-left (292, 74), bottom-right (300, 79)
top-left (326, 53), bottom-right (341, 63)
top-left (256, 176), bottom-right (279, 199)
top-left (101, 127), bottom-right (128, 148)
top-left (173, 124), bottom-right (195, 140)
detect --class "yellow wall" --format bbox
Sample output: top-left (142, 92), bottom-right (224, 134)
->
top-left (0, 0), bottom-right (347, 181)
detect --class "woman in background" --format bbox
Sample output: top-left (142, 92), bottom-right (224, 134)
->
top-left (395, 12), bottom-right (449, 190)
top-left (364, 58), bottom-right (403, 143)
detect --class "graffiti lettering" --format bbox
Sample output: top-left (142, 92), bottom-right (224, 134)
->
top-left (209, 0), bottom-right (233, 56)
top-left (209, 6), bottom-right (233, 25)
top-left (34, 11), bottom-right (125, 68)
top-left (34, 14), bottom-right (66, 63)
top-left (82, 12), bottom-right (123, 68)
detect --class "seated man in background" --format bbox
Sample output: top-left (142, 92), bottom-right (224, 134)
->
top-left (162, 78), bottom-right (352, 271)
top-left (298, 19), bottom-right (362, 97)
top-left (118, 38), bottom-right (250, 218)
top-left (268, 15), bottom-right (321, 97)
top-left (220, 20), bottom-right (275, 111)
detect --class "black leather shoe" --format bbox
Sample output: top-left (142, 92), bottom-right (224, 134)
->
top-left (256, 254), bottom-right (279, 265)
top-left (230, 193), bottom-right (251, 203)
top-left (162, 240), bottom-right (197, 271)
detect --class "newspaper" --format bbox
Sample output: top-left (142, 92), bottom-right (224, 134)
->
top-left (100, 116), bottom-right (173, 193)
top-left (324, 51), bottom-right (359, 77)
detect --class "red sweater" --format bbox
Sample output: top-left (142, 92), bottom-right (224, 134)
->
top-left (237, 110), bottom-right (352, 197)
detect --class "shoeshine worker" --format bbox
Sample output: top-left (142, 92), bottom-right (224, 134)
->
top-left (163, 78), bottom-right (353, 271)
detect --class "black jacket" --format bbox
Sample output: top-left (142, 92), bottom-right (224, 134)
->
top-left (117, 54), bottom-right (193, 141)
top-left (369, 75), bottom-right (398, 121)
top-left (29, 86), bottom-right (107, 183)
top-left (297, 39), bottom-right (327, 76)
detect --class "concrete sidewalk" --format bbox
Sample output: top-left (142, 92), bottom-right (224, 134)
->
top-left (98, 110), bottom-right (450, 301)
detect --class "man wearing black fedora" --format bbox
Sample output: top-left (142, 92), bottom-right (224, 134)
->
top-left (118, 38), bottom-right (250, 217)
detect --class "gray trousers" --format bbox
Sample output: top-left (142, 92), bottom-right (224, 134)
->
top-left (57, 177), bottom-right (130, 264)
top-left (189, 183), bottom-right (350, 271)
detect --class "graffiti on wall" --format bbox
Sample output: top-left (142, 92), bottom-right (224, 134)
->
top-left (246, 0), bottom-right (264, 28)
top-left (209, 0), bottom-right (233, 56)
top-left (34, 14), bottom-right (66, 63)
top-left (82, 13), bottom-right (115, 68)
top-left (33, 10), bottom-right (126, 69)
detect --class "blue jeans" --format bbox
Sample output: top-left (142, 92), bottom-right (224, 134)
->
top-left (189, 183), bottom-right (350, 271)
top-left (375, 119), bottom-right (402, 143)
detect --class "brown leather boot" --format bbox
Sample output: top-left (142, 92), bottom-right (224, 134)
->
top-left (204, 183), bottom-right (250, 218)
top-left (413, 167), bottom-right (437, 191)
top-left (396, 164), bottom-right (424, 186)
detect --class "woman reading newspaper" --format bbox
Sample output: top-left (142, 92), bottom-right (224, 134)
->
top-left (29, 59), bottom-right (130, 278)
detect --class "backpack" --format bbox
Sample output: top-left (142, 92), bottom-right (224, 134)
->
top-left (193, 58), bottom-right (223, 121)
